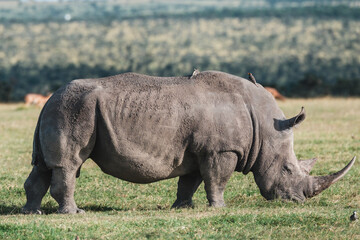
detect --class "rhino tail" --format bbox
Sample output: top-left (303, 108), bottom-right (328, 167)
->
top-left (31, 108), bottom-right (48, 171)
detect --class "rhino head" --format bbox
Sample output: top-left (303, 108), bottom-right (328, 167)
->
top-left (252, 107), bottom-right (356, 202)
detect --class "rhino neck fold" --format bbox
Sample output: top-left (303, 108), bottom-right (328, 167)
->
top-left (237, 107), bottom-right (261, 174)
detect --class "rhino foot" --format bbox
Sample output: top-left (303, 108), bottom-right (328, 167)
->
top-left (201, 152), bottom-right (237, 208)
top-left (22, 208), bottom-right (43, 215)
top-left (57, 207), bottom-right (85, 214)
top-left (23, 166), bottom-right (52, 215)
top-left (76, 208), bottom-right (85, 214)
top-left (50, 167), bottom-right (85, 214)
top-left (171, 199), bottom-right (194, 209)
top-left (172, 172), bottom-right (202, 209)
top-left (209, 201), bottom-right (226, 208)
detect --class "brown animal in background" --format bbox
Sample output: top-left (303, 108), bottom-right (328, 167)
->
top-left (247, 73), bottom-right (285, 101)
top-left (264, 87), bottom-right (286, 101)
top-left (24, 93), bottom-right (52, 107)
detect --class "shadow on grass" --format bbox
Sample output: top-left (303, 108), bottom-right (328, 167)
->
top-left (0, 204), bottom-right (161, 215)
top-left (81, 205), bottom-right (128, 212)
top-left (0, 204), bottom-right (58, 215)
top-left (81, 204), bottom-right (171, 212)
top-left (0, 205), bottom-right (22, 215)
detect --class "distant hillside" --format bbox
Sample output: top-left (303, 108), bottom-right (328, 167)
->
top-left (1, 0), bottom-right (360, 23)
top-left (0, 1), bottom-right (360, 101)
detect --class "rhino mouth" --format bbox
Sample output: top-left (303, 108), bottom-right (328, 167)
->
top-left (286, 192), bottom-right (306, 203)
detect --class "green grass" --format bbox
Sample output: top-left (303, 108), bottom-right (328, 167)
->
top-left (0, 98), bottom-right (359, 239)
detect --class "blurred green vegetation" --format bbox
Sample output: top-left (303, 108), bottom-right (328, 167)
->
top-left (0, 0), bottom-right (360, 101)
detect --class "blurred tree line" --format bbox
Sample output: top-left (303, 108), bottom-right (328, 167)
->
top-left (0, 1), bottom-right (360, 101)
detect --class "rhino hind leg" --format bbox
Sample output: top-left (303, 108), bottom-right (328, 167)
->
top-left (22, 166), bottom-right (52, 214)
top-left (200, 152), bottom-right (238, 207)
top-left (50, 167), bottom-right (84, 214)
top-left (171, 171), bottom-right (203, 209)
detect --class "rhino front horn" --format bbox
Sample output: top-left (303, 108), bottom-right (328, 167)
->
top-left (307, 157), bottom-right (356, 198)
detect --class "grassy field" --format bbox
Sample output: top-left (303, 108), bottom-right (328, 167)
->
top-left (0, 98), bottom-right (359, 239)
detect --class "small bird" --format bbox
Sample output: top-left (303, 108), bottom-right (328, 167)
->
top-left (248, 72), bottom-right (257, 85)
top-left (350, 211), bottom-right (358, 221)
top-left (191, 68), bottom-right (200, 79)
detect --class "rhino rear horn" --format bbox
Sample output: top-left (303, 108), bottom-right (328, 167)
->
top-left (306, 157), bottom-right (356, 198)
top-left (299, 158), bottom-right (317, 174)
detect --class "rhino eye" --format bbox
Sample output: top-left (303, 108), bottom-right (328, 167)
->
top-left (282, 165), bottom-right (292, 175)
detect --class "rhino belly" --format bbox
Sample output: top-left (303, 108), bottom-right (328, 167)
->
top-left (91, 150), bottom-right (196, 183)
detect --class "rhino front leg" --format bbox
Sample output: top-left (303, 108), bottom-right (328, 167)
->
top-left (200, 152), bottom-right (238, 207)
top-left (22, 166), bottom-right (52, 214)
top-left (171, 171), bottom-right (203, 209)
top-left (50, 167), bottom-right (84, 214)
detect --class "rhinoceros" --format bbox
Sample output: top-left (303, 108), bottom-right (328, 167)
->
top-left (22, 70), bottom-right (355, 214)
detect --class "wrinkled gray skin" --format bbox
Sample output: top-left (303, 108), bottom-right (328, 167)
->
top-left (22, 70), bottom-right (355, 214)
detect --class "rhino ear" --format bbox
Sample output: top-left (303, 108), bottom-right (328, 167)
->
top-left (285, 107), bottom-right (306, 129)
